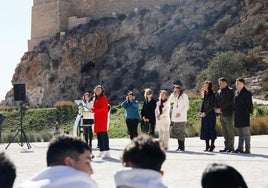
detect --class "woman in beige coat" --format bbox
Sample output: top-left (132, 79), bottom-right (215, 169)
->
top-left (155, 90), bottom-right (171, 151)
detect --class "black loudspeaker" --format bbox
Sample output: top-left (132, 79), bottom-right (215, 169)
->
top-left (14, 84), bottom-right (26, 101)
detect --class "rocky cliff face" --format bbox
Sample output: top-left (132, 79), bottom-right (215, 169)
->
top-left (4, 0), bottom-right (268, 106)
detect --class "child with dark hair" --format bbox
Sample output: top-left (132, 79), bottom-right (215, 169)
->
top-left (18, 135), bottom-right (99, 188)
top-left (114, 134), bottom-right (167, 188)
top-left (201, 163), bottom-right (248, 188)
top-left (0, 152), bottom-right (16, 188)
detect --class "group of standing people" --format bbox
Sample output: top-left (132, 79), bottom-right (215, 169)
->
top-left (121, 85), bottom-right (189, 152)
top-left (121, 76), bottom-right (253, 154)
top-left (200, 77), bottom-right (253, 153)
top-left (80, 76), bottom-right (253, 155)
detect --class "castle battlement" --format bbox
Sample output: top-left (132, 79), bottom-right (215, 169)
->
top-left (28, 0), bottom-right (179, 50)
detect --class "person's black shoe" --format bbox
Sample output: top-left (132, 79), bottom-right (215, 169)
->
top-left (204, 145), bottom-right (210, 152)
top-left (232, 148), bottom-right (243, 153)
top-left (209, 145), bottom-right (215, 152)
top-left (244, 150), bottom-right (251, 154)
top-left (219, 148), bottom-right (228, 152)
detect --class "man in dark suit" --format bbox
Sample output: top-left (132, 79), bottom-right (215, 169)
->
top-left (233, 78), bottom-right (253, 154)
top-left (215, 77), bottom-right (235, 152)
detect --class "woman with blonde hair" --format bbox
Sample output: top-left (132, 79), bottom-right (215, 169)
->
top-left (155, 90), bottom-right (171, 150)
top-left (141, 88), bottom-right (157, 136)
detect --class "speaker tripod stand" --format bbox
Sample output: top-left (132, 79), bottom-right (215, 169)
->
top-left (5, 104), bottom-right (31, 150)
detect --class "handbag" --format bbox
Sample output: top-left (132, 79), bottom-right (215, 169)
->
top-left (141, 121), bottom-right (151, 134)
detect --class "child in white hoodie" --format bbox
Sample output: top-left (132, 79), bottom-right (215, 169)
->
top-left (114, 134), bottom-right (167, 188)
top-left (18, 135), bottom-right (98, 188)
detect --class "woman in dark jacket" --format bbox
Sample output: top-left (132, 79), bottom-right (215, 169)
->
top-left (141, 88), bottom-right (157, 136)
top-left (200, 81), bottom-right (217, 152)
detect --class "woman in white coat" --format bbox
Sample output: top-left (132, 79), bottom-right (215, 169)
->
top-left (155, 90), bottom-right (171, 151)
top-left (170, 85), bottom-right (189, 151)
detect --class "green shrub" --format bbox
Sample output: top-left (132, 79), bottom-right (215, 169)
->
top-left (185, 123), bottom-right (199, 137)
top-left (26, 132), bottom-right (38, 142)
top-left (2, 132), bottom-right (16, 143)
top-left (0, 131), bottom-right (54, 143)
top-left (39, 131), bottom-right (53, 142)
top-left (54, 101), bottom-right (77, 126)
top-left (253, 105), bottom-right (268, 117)
top-left (188, 99), bottom-right (201, 125)
top-left (109, 105), bottom-right (129, 138)
top-left (196, 51), bottom-right (245, 90)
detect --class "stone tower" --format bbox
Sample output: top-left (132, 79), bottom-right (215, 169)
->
top-left (28, 0), bottom-right (179, 50)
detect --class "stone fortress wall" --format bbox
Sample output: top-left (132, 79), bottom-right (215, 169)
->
top-left (28, 0), bottom-right (180, 50)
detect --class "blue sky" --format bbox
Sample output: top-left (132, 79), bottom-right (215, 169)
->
top-left (0, 0), bottom-right (32, 101)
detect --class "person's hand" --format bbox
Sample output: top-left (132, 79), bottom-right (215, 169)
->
top-left (215, 108), bottom-right (221, 114)
top-left (200, 112), bottom-right (206, 118)
top-left (143, 117), bottom-right (149, 122)
top-left (157, 115), bottom-right (161, 120)
top-left (176, 113), bottom-right (181, 118)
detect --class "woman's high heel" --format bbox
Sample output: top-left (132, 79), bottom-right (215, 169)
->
top-left (204, 145), bottom-right (210, 152)
top-left (209, 145), bottom-right (215, 152)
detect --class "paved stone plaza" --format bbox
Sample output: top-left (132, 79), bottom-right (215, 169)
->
top-left (1, 135), bottom-right (268, 188)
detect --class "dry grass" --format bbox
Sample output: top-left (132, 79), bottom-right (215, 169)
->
top-left (250, 116), bottom-right (268, 135)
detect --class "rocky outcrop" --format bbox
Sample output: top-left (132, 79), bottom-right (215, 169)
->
top-left (4, 0), bottom-right (268, 107)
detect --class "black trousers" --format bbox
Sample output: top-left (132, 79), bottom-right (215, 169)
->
top-left (83, 126), bottom-right (93, 152)
top-left (97, 132), bottom-right (110, 151)
top-left (126, 118), bottom-right (139, 140)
